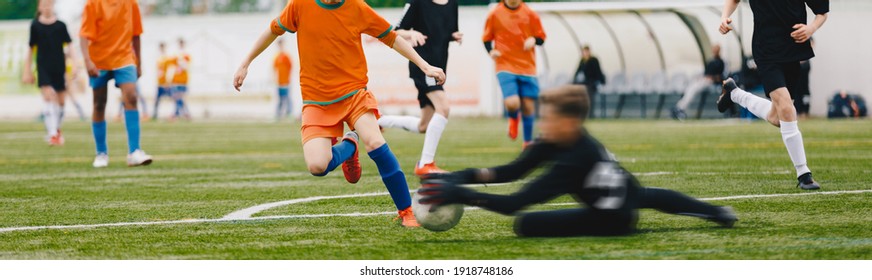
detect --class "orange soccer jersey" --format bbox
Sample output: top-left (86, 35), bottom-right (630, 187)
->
top-left (270, 0), bottom-right (397, 105)
top-left (80, 0), bottom-right (143, 70)
top-left (482, 2), bottom-right (546, 76)
top-left (273, 52), bottom-right (292, 86)
top-left (170, 53), bottom-right (191, 85)
top-left (156, 55), bottom-right (171, 85)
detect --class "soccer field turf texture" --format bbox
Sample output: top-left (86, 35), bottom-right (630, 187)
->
top-left (0, 118), bottom-right (870, 259)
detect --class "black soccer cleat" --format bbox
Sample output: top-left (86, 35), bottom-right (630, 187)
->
top-left (717, 78), bottom-right (738, 113)
top-left (797, 172), bottom-right (821, 190)
top-left (711, 206), bottom-right (738, 228)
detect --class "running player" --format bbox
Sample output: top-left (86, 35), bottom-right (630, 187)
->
top-left (419, 85), bottom-right (737, 237)
top-left (80, 0), bottom-right (152, 168)
top-left (22, 0), bottom-right (73, 146)
top-left (483, 0), bottom-right (546, 148)
top-left (717, 0), bottom-right (826, 190)
top-left (232, 0), bottom-right (446, 227)
top-left (152, 42), bottom-right (174, 120)
top-left (378, 0), bottom-right (462, 176)
top-left (273, 38), bottom-right (293, 121)
top-left (170, 38), bottom-right (191, 121)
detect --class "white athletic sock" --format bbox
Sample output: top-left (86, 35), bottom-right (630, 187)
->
top-left (378, 115), bottom-right (420, 133)
top-left (54, 104), bottom-right (64, 131)
top-left (43, 103), bottom-right (58, 137)
top-left (730, 88), bottom-right (771, 119)
top-left (780, 121), bottom-right (811, 177)
top-left (419, 113), bottom-right (447, 167)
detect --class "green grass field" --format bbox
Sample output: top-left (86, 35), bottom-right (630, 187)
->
top-left (0, 118), bottom-right (870, 259)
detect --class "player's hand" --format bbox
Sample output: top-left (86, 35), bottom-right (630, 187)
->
top-left (408, 30), bottom-right (427, 47)
top-left (523, 37), bottom-right (536, 51)
top-left (791, 23), bottom-right (815, 43)
top-left (423, 65), bottom-right (446, 86)
top-left (719, 17), bottom-right (733, 34)
top-left (417, 179), bottom-right (472, 211)
top-left (489, 49), bottom-right (502, 59)
top-left (233, 66), bottom-right (248, 92)
top-left (85, 60), bottom-right (99, 77)
top-left (452, 31), bottom-right (464, 45)
top-left (21, 72), bottom-right (34, 85)
top-left (136, 65), bottom-right (142, 78)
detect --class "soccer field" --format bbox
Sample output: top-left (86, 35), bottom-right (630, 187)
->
top-left (0, 118), bottom-right (870, 259)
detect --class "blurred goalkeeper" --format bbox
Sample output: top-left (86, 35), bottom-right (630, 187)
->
top-left (419, 85), bottom-right (737, 237)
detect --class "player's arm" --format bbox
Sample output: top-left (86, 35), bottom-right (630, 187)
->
top-left (393, 35), bottom-right (445, 85)
top-left (79, 37), bottom-right (98, 77)
top-left (394, 0), bottom-right (427, 47)
top-left (80, 1), bottom-right (99, 77)
top-left (420, 162), bottom-right (574, 215)
top-left (792, 1), bottom-right (828, 43)
top-left (22, 23), bottom-right (36, 84)
top-left (524, 11), bottom-right (546, 51)
top-left (233, 28), bottom-right (280, 91)
top-left (133, 36), bottom-right (141, 77)
top-left (719, 0), bottom-right (740, 34)
top-left (482, 12), bottom-right (499, 59)
top-left (429, 141), bottom-right (557, 184)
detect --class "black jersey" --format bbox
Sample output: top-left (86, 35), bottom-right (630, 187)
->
top-left (749, 0), bottom-right (828, 63)
top-left (29, 19), bottom-right (72, 74)
top-left (460, 132), bottom-right (641, 214)
top-left (397, 0), bottom-right (458, 72)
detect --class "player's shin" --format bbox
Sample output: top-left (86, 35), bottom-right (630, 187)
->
top-left (730, 88), bottom-right (772, 119)
top-left (92, 121), bottom-right (108, 154)
top-left (780, 121), bottom-right (811, 177)
top-left (314, 138), bottom-right (357, 176)
top-left (124, 110), bottom-right (141, 153)
top-left (639, 187), bottom-right (722, 218)
top-left (420, 113), bottom-right (447, 166)
top-left (368, 144), bottom-right (412, 210)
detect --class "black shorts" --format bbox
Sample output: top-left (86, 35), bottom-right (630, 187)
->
top-left (758, 61), bottom-right (802, 99)
top-left (411, 72), bottom-right (444, 109)
top-left (513, 208), bottom-right (638, 237)
top-left (37, 68), bottom-right (66, 92)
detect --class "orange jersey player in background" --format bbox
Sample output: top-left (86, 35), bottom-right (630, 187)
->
top-left (232, 0), bottom-right (446, 227)
top-left (273, 39), bottom-right (293, 121)
top-left (152, 41), bottom-right (174, 119)
top-left (483, 0), bottom-right (546, 149)
top-left (169, 38), bottom-right (191, 120)
top-left (79, 0), bottom-right (152, 168)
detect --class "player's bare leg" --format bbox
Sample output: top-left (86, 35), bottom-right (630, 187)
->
top-left (415, 90), bottom-right (449, 175)
top-left (770, 88), bottom-right (819, 190)
top-left (302, 137), bottom-right (335, 176)
top-left (356, 112), bottom-right (419, 227)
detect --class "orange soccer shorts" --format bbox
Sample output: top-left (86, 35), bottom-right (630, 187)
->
top-left (300, 89), bottom-right (380, 144)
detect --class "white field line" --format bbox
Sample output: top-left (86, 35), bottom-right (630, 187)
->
top-left (0, 189), bottom-right (869, 234)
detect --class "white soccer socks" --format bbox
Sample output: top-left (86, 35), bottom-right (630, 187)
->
top-left (43, 102), bottom-right (59, 137)
top-left (378, 115), bottom-right (420, 133)
top-left (730, 88), bottom-right (772, 119)
top-left (780, 120), bottom-right (811, 177)
top-left (419, 113), bottom-right (447, 167)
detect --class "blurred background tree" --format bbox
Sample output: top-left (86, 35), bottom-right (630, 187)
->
top-left (0, 0), bottom-right (38, 20)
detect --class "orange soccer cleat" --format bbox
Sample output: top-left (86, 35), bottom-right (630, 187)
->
top-left (340, 131), bottom-right (361, 184)
top-left (507, 116), bottom-right (519, 140)
top-left (395, 206), bottom-right (420, 227)
top-left (414, 162), bottom-right (447, 177)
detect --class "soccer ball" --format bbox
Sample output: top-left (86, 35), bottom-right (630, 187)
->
top-left (411, 191), bottom-right (464, 232)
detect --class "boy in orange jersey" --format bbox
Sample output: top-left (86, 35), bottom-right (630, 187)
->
top-left (80, 0), bottom-right (152, 168)
top-left (170, 38), bottom-right (191, 120)
top-left (233, 0), bottom-right (446, 227)
top-left (273, 38), bottom-right (293, 121)
top-left (152, 42), bottom-right (173, 119)
top-left (483, 0), bottom-right (546, 148)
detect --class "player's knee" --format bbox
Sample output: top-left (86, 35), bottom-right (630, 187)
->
top-left (505, 100), bottom-right (520, 112)
top-left (307, 162), bottom-right (328, 176)
top-left (418, 123), bottom-right (428, 134)
top-left (362, 137), bottom-right (386, 152)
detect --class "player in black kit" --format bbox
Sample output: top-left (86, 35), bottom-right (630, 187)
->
top-left (717, 0), bottom-right (827, 190)
top-left (418, 85), bottom-right (737, 237)
top-left (22, 0), bottom-right (74, 146)
top-left (378, 0), bottom-right (463, 176)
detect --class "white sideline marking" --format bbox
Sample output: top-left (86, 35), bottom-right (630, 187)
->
top-left (0, 189), bottom-right (870, 234)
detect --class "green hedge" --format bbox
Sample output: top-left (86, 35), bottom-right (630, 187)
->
top-left (0, 0), bottom-right (37, 20)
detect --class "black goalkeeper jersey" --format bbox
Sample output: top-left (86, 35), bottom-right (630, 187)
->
top-left (749, 0), bottom-right (828, 63)
top-left (461, 132), bottom-right (641, 214)
top-left (397, 0), bottom-right (458, 73)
